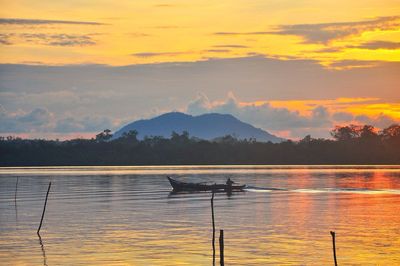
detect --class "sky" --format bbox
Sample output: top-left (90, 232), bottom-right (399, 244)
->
top-left (0, 0), bottom-right (399, 139)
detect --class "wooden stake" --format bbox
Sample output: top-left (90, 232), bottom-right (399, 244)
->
top-left (211, 191), bottom-right (216, 266)
top-left (330, 231), bottom-right (338, 266)
top-left (15, 177), bottom-right (18, 223)
top-left (37, 182), bottom-right (51, 235)
top-left (219, 229), bottom-right (224, 266)
top-left (14, 177), bottom-right (19, 202)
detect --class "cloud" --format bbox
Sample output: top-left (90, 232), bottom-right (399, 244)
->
top-left (212, 16), bottom-right (399, 45)
top-left (187, 92), bottom-right (331, 133)
top-left (205, 49), bottom-right (231, 53)
top-left (0, 106), bottom-right (54, 133)
top-left (213, 44), bottom-right (249, 48)
top-left (1, 57), bottom-right (399, 139)
top-left (55, 116), bottom-right (113, 133)
top-left (245, 52), bottom-right (265, 57)
top-left (0, 18), bottom-right (104, 25)
top-left (328, 60), bottom-right (380, 69)
top-left (348, 41), bottom-right (400, 50)
top-left (131, 48), bottom-right (238, 57)
top-left (152, 25), bottom-right (179, 29)
top-left (213, 31), bottom-right (270, 36)
top-left (332, 112), bottom-right (354, 122)
top-left (20, 33), bottom-right (97, 46)
top-left (18, 108), bottom-right (53, 126)
top-left (187, 93), bottom-right (213, 114)
top-left (185, 93), bottom-right (399, 139)
top-left (270, 16), bottom-right (400, 44)
top-left (0, 33), bottom-right (13, 45)
top-left (131, 51), bottom-right (187, 57)
top-left (153, 4), bottom-right (178, 8)
top-left (354, 114), bottom-right (396, 129)
top-left (129, 33), bottom-right (152, 37)
top-left (0, 105), bottom-right (113, 134)
top-left (313, 47), bottom-right (343, 53)
top-left (2, 33), bottom-right (97, 47)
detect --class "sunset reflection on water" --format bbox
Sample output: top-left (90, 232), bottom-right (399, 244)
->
top-left (1, 166), bottom-right (399, 265)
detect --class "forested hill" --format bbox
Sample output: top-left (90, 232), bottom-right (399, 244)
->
top-left (1, 124), bottom-right (399, 166)
top-left (112, 112), bottom-right (283, 143)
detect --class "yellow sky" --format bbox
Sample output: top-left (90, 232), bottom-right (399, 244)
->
top-left (1, 0), bottom-right (400, 66)
top-left (241, 98), bottom-right (399, 119)
top-left (0, 0), bottom-right (399, 138)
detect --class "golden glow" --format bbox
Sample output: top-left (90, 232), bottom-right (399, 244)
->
top-left (2, 166), bottom-right (400, 265)
top-left (347, 103), bottom-right (400, 119)
top-left (238, 98), bottom-right (400, 122)
top-left (0, 1), bottom-right (399, 66)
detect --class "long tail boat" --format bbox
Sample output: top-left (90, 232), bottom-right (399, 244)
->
top-left (167, 176), bottom-right (246, 192)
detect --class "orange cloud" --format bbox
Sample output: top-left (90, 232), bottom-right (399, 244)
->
top-left (241, 98), bottom-right (399, 121)
top-left (186, 93), bottom-right (399, 139)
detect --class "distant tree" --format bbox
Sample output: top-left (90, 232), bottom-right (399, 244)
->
top-left (247, 137), bottom-right (257, 143)
top-left (216, 134), bottom-right (238, 144)
top-left (330, 125), bottom-right (360, 141)
top-left (171, 131), bottom-right (179, 140)
top-left (171, 131), bottom-right (190, 143)
top-left (300, 135), bottom-right (312, 144)
top-left (359, 125), bottom-right (378, 139)
top-left (120, 130), bottom-right (138, 142)
top-left (381, 124), bottom-right (400, 141)
top-left (1, 124), bottom-right (400, 166)
top-left (96, 129), bottom-right (113, 142)
top-left (181, 130), bottom-right (189, 140)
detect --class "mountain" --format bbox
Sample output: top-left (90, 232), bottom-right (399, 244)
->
top-left (112, 112), bottom-right (283, 143)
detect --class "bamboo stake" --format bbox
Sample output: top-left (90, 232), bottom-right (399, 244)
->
top-left (14, 177), bottom-right (19, 221)
top-left (15, 177), bottom-right (18, 223)
top-left (14, 177), bottom-right (19, 202)
top-left (219, 229), bottom-right (224, 266)
top-left (37, 182), bottom-right (51, 235)
top-left (211, 190), bottom-right (216, 266)
top-left (330, 231), bottom-right (338, 266)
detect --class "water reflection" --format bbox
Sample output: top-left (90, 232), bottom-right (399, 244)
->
top-left (14, 198), bottom-right (18, 225)
top-left (37, 234), bottom-right (48, 266)
top-left (14, 177), bottom-right (18, 224)
top-left (0, 166), bottom-right (400, 265)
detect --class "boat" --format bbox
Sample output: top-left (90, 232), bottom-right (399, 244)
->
top-left (167, 176), bottom-right (246, 192)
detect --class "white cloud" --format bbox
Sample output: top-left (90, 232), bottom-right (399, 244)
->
top-left (0, 104), bottom-right (114, 134)
top-left (1, 57), bottom-right (399, 139)
top-left (0, 105), bottom-right (54, 132)
top-left (185, 93), bottom-right (399, 139)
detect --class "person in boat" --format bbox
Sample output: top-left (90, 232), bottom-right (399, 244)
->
top-left (226, 178), bottom-right (235, 189)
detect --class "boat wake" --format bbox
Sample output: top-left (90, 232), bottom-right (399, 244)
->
top-left (244, 186), bottom-right (288, 192)
top-left (245, 186), bottom-right (400, 194)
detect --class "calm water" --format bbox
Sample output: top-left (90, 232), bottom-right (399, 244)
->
top-left (1, 166), bottom-right (400, 265)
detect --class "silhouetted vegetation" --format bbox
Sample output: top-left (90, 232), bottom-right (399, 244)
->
top-left (1, 125), bottom-right (400, 166)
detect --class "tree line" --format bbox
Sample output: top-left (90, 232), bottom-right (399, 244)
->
top-left (0, 124), bottom-right (399, 166)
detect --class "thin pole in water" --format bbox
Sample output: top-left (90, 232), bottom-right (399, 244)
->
top-left (219, 229), bottom-right (224, 266)
top-left (37, 182), bottom-right (51, 235)
top-left (211, 190), bottom-right (216, 266)
top-left (14, 177), bottom-right (19, 202)
top-left (330, 231), bottom-right (338, 266)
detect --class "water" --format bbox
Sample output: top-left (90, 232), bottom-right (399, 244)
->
top-left (1, 165), bottom-right (400, 265)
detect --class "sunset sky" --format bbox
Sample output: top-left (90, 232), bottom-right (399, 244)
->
top-left (0, 0), bottom-right (399, 139)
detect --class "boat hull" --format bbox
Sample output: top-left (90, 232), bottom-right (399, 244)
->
top-left (167, 177), bottom-right (246, 192)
